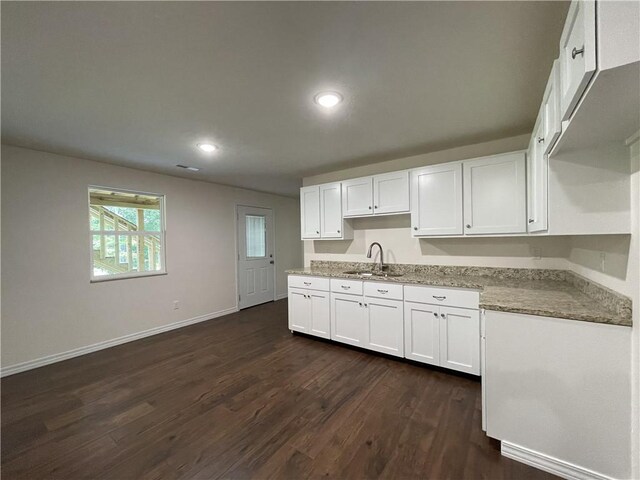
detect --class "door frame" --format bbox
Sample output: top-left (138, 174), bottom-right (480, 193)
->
top-left (235, 204), bottom-right (277, 309)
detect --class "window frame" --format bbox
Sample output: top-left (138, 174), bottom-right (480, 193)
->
top-left (88, 185), bottom-right (167, 283)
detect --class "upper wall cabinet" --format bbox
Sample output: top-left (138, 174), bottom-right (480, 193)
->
top-left (373, 171), bottom-right (410, 215)
top-left (411, 163), bottom-right (463, 236)
top-left (301, 183), bottom-right (352, 240)
top-left (342, 177), bottom-right (373, 217)
top-left (541, 60), bottom-right (562, 155)
top-left (527, 117), bottom-right (548, 233)
top-left (559, 0), bottom-right (596, 121)
top-left (463, 153), bottom-right (527, 235)
top-left (300, 186), bottom-right (320, 239)
top-left (342, 172), bottom-right (409, 218)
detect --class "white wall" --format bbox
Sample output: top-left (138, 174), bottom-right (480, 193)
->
top-left (563, 136), bottom-right (640, 478)
top-left (1, 145), bottom-right (302, 371)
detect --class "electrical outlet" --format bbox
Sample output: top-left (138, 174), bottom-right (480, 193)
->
top-left (532, 247), bottom-right (542, 260)
top-left (173, 301), bottom-right (180, 310)
top-left (600, 252), bottom-right (606, 272)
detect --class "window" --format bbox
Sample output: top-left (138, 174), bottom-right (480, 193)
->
top-left (89, 187), bottom-right (166, 281)
top-left (245, 214), bottom-right (266, 258)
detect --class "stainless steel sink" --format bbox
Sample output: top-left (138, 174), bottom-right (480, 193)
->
top-left (343, 270), bottom-right (373, 277)
top-left (343, 270), bottom-right (403, 278)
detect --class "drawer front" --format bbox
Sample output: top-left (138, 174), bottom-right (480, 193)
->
top-left (288, 275), bottom-right (330, 291)
top-left (364, 281), bottom-right (403, 301)
top-left (330, 278), bottom-right (363, 295)
top-left (404, 285), bottom-right (479, 310)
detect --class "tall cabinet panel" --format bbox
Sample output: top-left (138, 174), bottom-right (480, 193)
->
top-left (300, 186), bottom-right (320, 239)
top-left (319, 183), bottom-right (343, 238)
top-left (411, 163), bottom-right (463, 236)
top-left (527, 119), bottom-right (549, 233)
top-left (462, 152), bottom-right (527, 235)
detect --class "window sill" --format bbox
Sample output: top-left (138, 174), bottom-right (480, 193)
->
top-left (90, 271), bottom-right (167, 283)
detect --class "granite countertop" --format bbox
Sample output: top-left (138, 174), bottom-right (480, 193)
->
top-left (286, 262), bottom-right (632, 327)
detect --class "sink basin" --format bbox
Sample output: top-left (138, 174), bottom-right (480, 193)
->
top-left (343, 270), bottom-right (373, 277)
top-left (342, 270), bottom-right (403, 278)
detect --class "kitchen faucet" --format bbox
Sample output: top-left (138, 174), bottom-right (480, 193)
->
top-left (366, 242), bottom-right (387, 271)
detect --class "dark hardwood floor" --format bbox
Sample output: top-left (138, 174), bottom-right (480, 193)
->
top-left (2, 299), bottom-right (555, 479)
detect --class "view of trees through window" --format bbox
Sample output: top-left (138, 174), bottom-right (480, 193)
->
top-left (89, 188), bottom-right (165, 279)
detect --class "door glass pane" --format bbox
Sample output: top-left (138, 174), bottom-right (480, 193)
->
top-left (246, 215), bottom-right (266, 258)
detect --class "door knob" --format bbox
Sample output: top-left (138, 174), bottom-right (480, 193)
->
top-left (466, 224), bottom-right (471, 229)
top-left (414, 227), bottom-right (418, 231)
top-left (433, 312), bottom-right (438, 317)
top-left (440, 313), bottom-right (446, 318)
top-left (537, 137), bottom-right (544, 144)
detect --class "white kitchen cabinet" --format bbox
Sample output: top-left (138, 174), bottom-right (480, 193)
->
top-left (342, 172), bottom-right (410, 217)
top-left (404, 301), bottom-right (440, 366)
top-left (331, 292), bottom-right (367, 347)
top-left (309, 290), bottom-right (331, 339)
top-left (373, 171), bottom-right (410, 215)
top-left (300, 183), bottom-right (351, 240)
top-left (439, 306), bottom-right (480, 375)
top-left (319, 183), bottom-right (343, 238)
top-left (410, 163), bottom-right (463, 236)
top-left (527, 117), bottom-right (548, 233)
top-left (300, 186), bottom-right (320, 239)
top-left (341, 177), bottom-right (373, 217)
top-left (559, 0), bottom-right (597, 121)
top-left (288, 287), bottom-right (311, 333)
top-left (364, 296), bottom-right (404, 357)
top-left (404, 285), bottom-right (480, 375)
top-left (462, 152), bottom-right (527, 235)
top-left (288, 276), bottom-right (330, 339)
top-left (541, 60), bottom-right (562, 154)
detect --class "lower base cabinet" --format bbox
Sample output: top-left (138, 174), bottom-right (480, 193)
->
top-left (330, 292), bottom-right (367, 347)
top-left (288, 287), bottom-right (330, 339)
top-left (404, 301), bottom-right (480, 375)
top-left (365, 296), bottom-right (404, 357)
top-left (288, 275), bottom-right (479, 374)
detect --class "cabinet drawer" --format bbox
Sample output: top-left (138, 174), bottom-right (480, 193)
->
top-left (330, 278), bottom-right (363, 295)
top-left (288, 275), bottom-right (330, 291)
top-left (404, 285), bottom-right (479, 309)
top-left (364, 282), bottom-right (403, 301)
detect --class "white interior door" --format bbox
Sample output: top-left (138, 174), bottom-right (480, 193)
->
top-left (238, 205), bottom-right (275, 309)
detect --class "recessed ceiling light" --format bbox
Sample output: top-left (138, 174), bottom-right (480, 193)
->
top-left (176, 164), bottom-right (200, 172)
top-left (314, 91), bottom-right (343, 108)
top-left (197, 143), bottom-right (218, 153)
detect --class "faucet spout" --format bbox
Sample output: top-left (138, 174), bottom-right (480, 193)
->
top-left (366, 242), bottom-right (385, 271)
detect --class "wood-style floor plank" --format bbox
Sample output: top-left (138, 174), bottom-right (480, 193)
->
top-left (1, 299), bottom-right (556, 479)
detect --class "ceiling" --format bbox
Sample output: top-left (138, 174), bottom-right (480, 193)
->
top-left (1, 1), bottom-right (568, 197)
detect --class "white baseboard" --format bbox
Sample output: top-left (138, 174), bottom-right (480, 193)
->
top-left (275, 293), bottom-right (288, 301)
top-left (501, 441), bottom-right (615, 480)
top-left (1, 307), bottom-right (238, 378)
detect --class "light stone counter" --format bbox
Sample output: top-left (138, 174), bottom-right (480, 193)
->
top-left (286, 261), bottom-right (632, 327)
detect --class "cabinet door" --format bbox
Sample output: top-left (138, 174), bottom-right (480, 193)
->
top-left (439, 306), bottom-right (480, 375)
top-left (527, 119), bottom-right (548, 233)
top-left (331, 293), bottom-right (366, 347)
top-left (309, 291), bottom-right (331, 339)
top-left (463, 153), bottom-right (527, 235)
top-left (319, 183), bottom-right (343, 238)
top-left (342, 177), bottom-right (373, 217)
top-left (542, 60), bottom-right (562, 154)
top-left (288, 288), bottom-right (310, 333)
top-left (403, 301), bottom-right (440, 366)
top-left (300, 186), bottom-right (320, 239)
top-left (559, 0), bottom-right (597, 121)
top-left (364, 297), bottom-right (404, 357)
top-left (373, 171), bottom-right (410, 215)
top-left (411, 163), bottom-right (463, 236)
